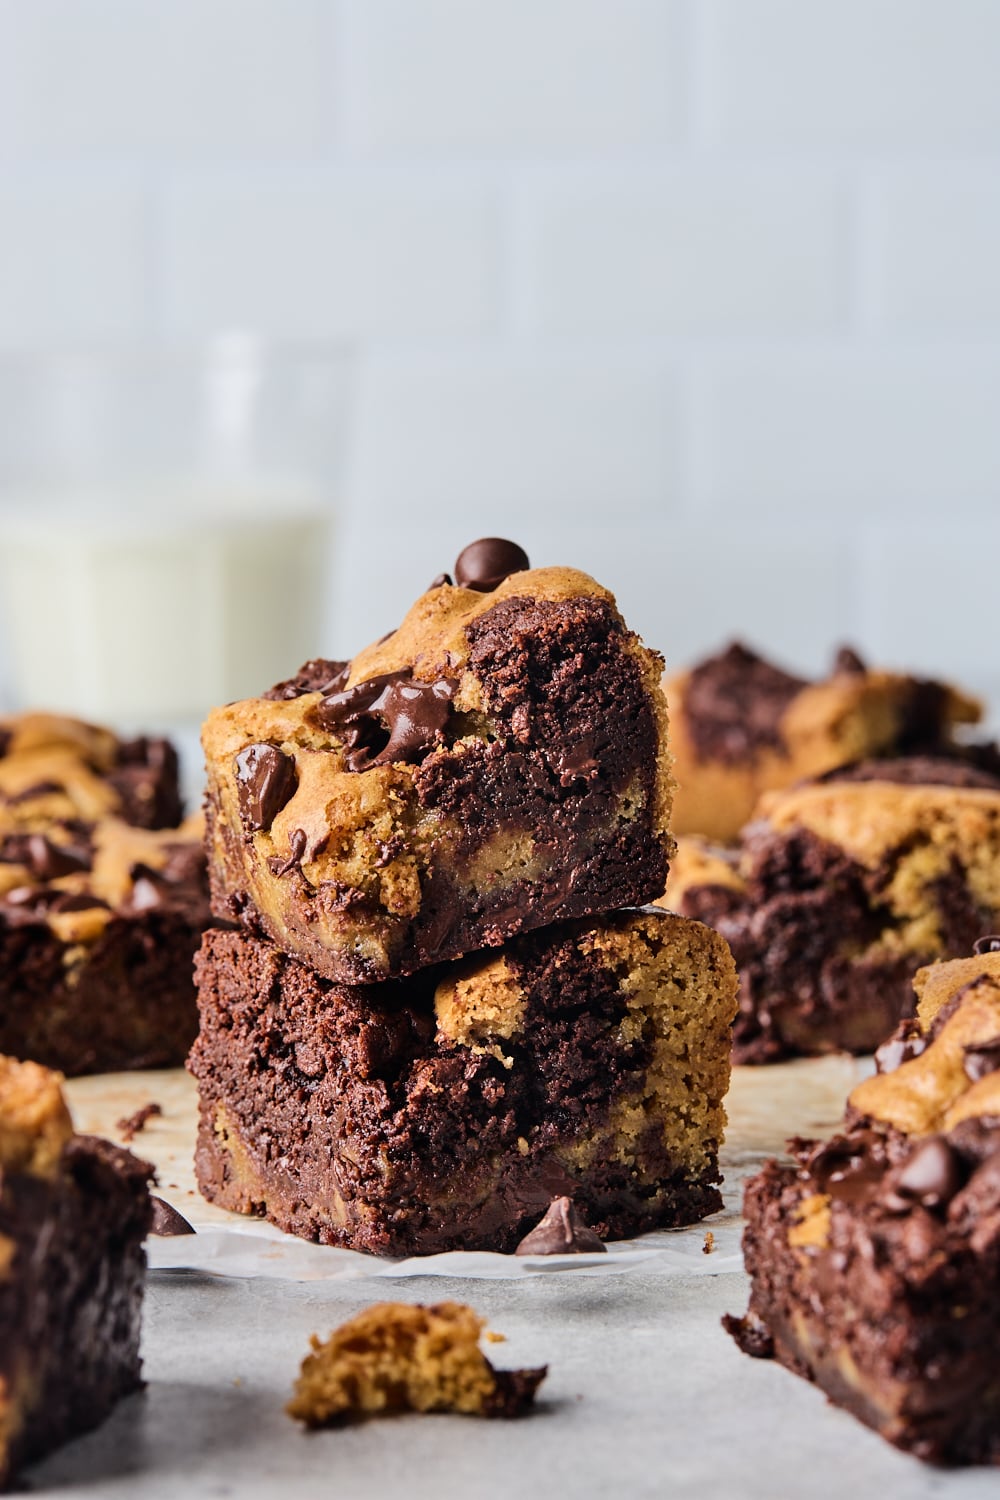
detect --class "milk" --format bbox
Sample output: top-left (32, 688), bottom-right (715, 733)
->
top-left (0, 484), bottom-right (332, 724)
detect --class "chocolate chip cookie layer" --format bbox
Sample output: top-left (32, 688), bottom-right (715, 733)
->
top-left (203, 565), bottom-right (673, 984)
top-left (0, 815), bottom-right (210, 1074)
top-left (664, 766), bottom-right (1000, 1062)
top-left (667, 642), bottom-right (982, 843)
top-left (0, 1056), bottom-right (153, 1490)
top-left (188, 907), bottom-right (736, 1255)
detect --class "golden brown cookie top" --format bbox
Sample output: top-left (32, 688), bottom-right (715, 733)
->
top-left (756, 780), bottom-right (1000, 869)
top-left (0, 1054), bottom-right (73, 1178)
top-left (849, 953), bottom-right (1000, 1134)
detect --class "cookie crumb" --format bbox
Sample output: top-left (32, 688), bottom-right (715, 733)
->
top-left (287, 1302), bottom-right (546, 1426)
top-left (116, 1102), bottom-right (162, 1142)
top-left (703, 1231), bottom-right (715, 1255)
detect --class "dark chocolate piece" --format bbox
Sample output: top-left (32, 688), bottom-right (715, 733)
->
top-left (975, 935), bottom-right (1000, 955)
top-left (234, 744), bottom-right (299, 833)
top-left (313, 670), bottom-right (456, 772)
top-left (0, 833), bottom-right (92, 881)
top-left (267, 828), bottom-right (309, 877)
top-left (963, 1036), bottom-right (1000, 1083)
top-left (454, 538), bottom-right (530, 592)
top-left (262, 659), bottom-right (350, 702)
top-left (149, 1196), bottom-right (196, 1236)
top-left (514, 1196), bottom-right (606, 1255)
top-left (429, 572), bottom-right (453, 589)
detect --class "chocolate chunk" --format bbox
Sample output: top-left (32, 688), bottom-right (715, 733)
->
top-left (874, 1019), bottom-right (928, 1074)
top-left (267, 828), bottom-right (309, 878)
top-left (514, 1196), bottom-right (606, 1255)
top-left (50, 891), bottom-right (110, 913)
top-left (974, 935), bottom-right (1000, 955)
top-left (454, 539), bottom-right (530, 593)
top-left (0, 726), bottom-right (11, 758)
top-left (234, 744), bottom-right (298, 832)
top-left (149, 1196), bottom-right (196, 1236)
top-left (555, 743), bottom-right (601, 787)
top-left (313, 671), bottom-right (456, 772)
top-left (833, 645), bottom-right (867, 675)
top-left (117, 1102), bottom-right (162, 1142)
top-left (963, 1036), bottom-right (1000, 1083)
top-left (0, 833), bottom-right (92, 881)
top-left (429, 572), bottom-right (453, 589)
top-left (889, 1138), bottom-right (963, 1211)
top-left (263, 659), bottom-right (350, 702)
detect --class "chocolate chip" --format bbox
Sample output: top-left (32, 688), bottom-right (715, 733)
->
top-left (234, 744), bottom-right (298, 832)
top-left (514, 1197), bottom-right (606, 1256)
top-left (313, 670), bottom-right (456, 772)
top-left (0, 727), bottom-right (11, 759)
top-left (50, 891), bottom-right (110, 913)
top-left (555, 742), bottom-right (601, 788)
top-left (874, 1020), bottom-right (927, 1075)
top-left (429, 572), bottom-right (453, 589)
top-left (149, 1197), bottom-right (196, 1237)
top-left (267, 828), bottom-right (309, 878)
top-left (833, 645), bottom-right (867, 675)
top-left (454, 538), bottom-right (529, 593)
top-left (963, 1036), bottom-right (1000, 1083)
top-left (0, 833), bottom-right (92, 881)
top-left (889, 1137), bottom-right (963, 1211)
top-left (974, 935), bottom-right (1000, 955)
top-left (262, 659), bottom-right (350, 702)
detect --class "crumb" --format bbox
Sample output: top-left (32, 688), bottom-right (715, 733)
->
top-left (484, 1331), bottom-right (506, 1344)
top-left (286, 1302), bottom-right (546, 1426)
top-left (703, 1231), bottom-right (715, 1255)
top-left (116, 1102), bottom-right (162, 1142)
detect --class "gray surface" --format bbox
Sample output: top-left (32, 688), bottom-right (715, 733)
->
top-left (22, 1269), bottom-right (999, 1498)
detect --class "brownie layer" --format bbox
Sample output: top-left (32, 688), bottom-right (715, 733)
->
top-left (189, 909), bottom-right (736, 1255)
top-left (0, 1058), bottom-right (152, 1489)
top-left (669, 780), bottom-right (1000, 1063)
top-left (727, 1124), bottom-right (1000, 1466)
top-left (0, 818), bottom-right (210, 1074)
top-left (204, 566), bottom-right (673, 984)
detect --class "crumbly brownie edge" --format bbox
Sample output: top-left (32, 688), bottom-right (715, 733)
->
top-left (0, 1136), bottom-right (152, 1487)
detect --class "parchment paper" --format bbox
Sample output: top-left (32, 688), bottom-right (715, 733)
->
top-left (64, 1054), bottom-right (871, 1282)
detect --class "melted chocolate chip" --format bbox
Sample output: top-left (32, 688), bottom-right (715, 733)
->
top-left (262, 659), bottom-right (350, 702)
top-left (267, 828), bottom-right (309, 878)
top-left (313, 670), bottom-right (456, 772)
top-left (833, 645), bottom-right (867, 675)
top-left (874, 1019), bottom-right (928, 1075)
top-left (514, 1197), bottom-right (606, 1256)
top-left (889, 1137), bottom-right (963, 1211)
top-left (234, 744), bottom-right (298, 833)
top-left (974, 935), bottom-right (1000, 955)
top-left (963, 1036), bottom-right (1000, 1083)
top-left (0, 833), bottom-right (92, 881)
top-left (804, 1131), bottom-right (888, 1205)
top-left (149, 1197), bottom-right (196, 1236)
top-left (454, 538), bottom-right (530, 593)
top-left (555, 743), bottom-right (601, 787)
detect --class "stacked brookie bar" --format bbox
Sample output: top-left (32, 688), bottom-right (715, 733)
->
top-left (0, 713), bottom-right (210, 1074)
top-left (190, 540), bottom-right (739, 1255)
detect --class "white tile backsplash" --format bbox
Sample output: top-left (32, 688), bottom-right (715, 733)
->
top-left (0, 1), bottom-right (998, 700)
top-left (339, 0), bottom-right (687, 154)
top-left (162, 170), bottom-right (504, 339)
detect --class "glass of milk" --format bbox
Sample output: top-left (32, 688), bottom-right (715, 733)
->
top-left (0, 338), bottom-right (353, 727)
